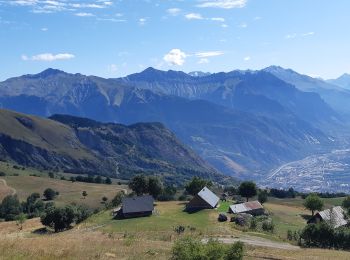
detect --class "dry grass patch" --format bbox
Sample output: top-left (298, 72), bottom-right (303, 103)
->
top-left (0, 218), bottom-right (43, 234)
top-left (0, 230), bottom-right (172, 260)
top-left (2, 176), bottom-right (126, 208)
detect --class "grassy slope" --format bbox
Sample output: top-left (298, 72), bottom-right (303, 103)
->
top-left (1, 200), bottom-right (350, 259)
top-left (84, 201), bottom-right (233, 238)
top-left (0, 162), bottom-right (127, 209)
top-left (0, 109), bottom-right (93, 159)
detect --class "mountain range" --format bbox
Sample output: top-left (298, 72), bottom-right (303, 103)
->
top-left (0, 66), bottom-right (349, 185)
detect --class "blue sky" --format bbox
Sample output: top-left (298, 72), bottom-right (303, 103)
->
top-left (0, 0), bottom-right (349, 80)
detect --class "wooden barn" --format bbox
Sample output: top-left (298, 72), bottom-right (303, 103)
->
top-left (307, 206), bottom-right (348, 228)
top-left (229, 201), bottom-right (264, 216)
top-left (186, 186), bottom-right (220, 211)
top-left (119, 195), bottom-right (154, 218)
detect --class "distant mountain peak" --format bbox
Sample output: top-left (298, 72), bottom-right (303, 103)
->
top-left (31, 68), bottom-right (66, 78)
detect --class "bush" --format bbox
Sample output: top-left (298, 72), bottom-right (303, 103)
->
top-left (231, 213), bottom-right (252, 226)
top-left (249, 217), bottom-right (257, 230)
top-left (300, 222), bottom-right (334, 248)
top-left (218, 213), bottom-right (228, 222)
top-left (40, 204), bottom-right (91, 232)
top-left (225, 242), bottom-right (244, 260)
top-left (262, 220), bottom-right (275, 232)
top-left (0, 171), bottom-right (6, 176)
top-left (0, 195), bottom-right (22, 221)
top-left (43, 188), bottom-right (57, 200)
top-left (171, 237), bottom-right (244, 260)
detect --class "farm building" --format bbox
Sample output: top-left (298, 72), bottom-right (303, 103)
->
top-left (307, 206), bottom-right (348, 228)
top-left (118, 195), bottom-right (154, 218)
top-left (229, 201), bottom-right (264, 216)
top-left (186, 186), bottom-right (220, 211)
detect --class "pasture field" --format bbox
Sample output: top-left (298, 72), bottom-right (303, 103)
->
top-left (0, 162), bottom-right (127, 209)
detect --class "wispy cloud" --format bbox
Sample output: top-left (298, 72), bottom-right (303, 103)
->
top-left (195, 51), bottom-right (224, 58)
top-left (198, 58), bottom-right (209, 64)
top-left (197, 0), bottom-right (247, 9)
top-left (244, 56), bottom-right (251, 61)
top-left (7, 0), bottom-right (113, 14)
top-left (138, 18), bottom-right (147, 25)
top-left (167, 8), bottom-right (181, 16)
top-left (185, 13), bottom-right (203, 20)
top-left (210, 17), bottom-right (225, 22)
top-left (285, 33), bottom-right (297, 39)
top-left (238, 22), bottom-right (247, 28)
top-left (22, 53), bottom-right (75, 61)
top-left (302, 31), bottom-right (315, 36)
top-left (285, 32), bottom-right (315, 39)
top-left (75, 12), bottom-right (94, 17)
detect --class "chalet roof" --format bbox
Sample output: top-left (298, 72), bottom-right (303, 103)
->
top-left (197, 187), bottom-right (220, 208)
top-left (122, 195), bottom-right (154, 214)
top-left (229, 201), bottom-right (263, 214)
top-left (316, 206), bottom-right (347, 228)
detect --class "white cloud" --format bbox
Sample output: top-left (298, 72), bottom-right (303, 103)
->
top-left (75, 12), bottom-right (94, 17)
top-left (163, 49), bottom-right (187, 66)
top-left (198, 58), bottom-right (209, 64)
top-left (11, 0), bottom-right (39, 6)
top-left (185, 13), bottom-right (203, 20)
top-left (244, 56), bottom-right (251, 61)
top-left (302, 32), bottom-right (315, 36)
top-left (167, 8), bottom-right (181, 16)
top-left (221, 24), bottom-right (228, 28)
top-left (285, 33), bottom-right (297, 39)
top-left (197, 0), bottom-right (247, 9)
top-left (8, 0), bottom-right (113, 14)
top-left (210, 17), bottom-right (225, 22)
top-left (22, 53), bottom-right (75, 61)
top-left (41, 27), bottom-right (48, 31)
top-left (139, 17), bottom-right (147, 25)
top-left (195, 51), bottom-right (224, 58)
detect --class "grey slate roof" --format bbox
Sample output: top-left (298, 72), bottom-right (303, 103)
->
top-left (229, 201), bottom-right (263, 214)
top-left (122, 195), bottom-right (154, 214)
top-left (197, 186), bottom-right (220, 208)
top-left (317, 206), bottom-right (347, 228)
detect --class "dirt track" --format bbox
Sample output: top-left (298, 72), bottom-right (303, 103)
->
top-left (203, 235), bottom-right (300, 250)
top-left (0, 178), bottom-right (16, 197)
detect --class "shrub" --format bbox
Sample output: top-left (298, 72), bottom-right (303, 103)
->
top-left (218, 213), bottom-right (228, 222)
top-left (0, 171), bottom-right (6, 176)
top-left (250, 217), bottom-right (257, 230)
top-left (262, 220), bottom-right (275, 232)
top-left (174, 225), bottom-right (186, 235)
top-left (225, 242), bottom-right (244, 260)
top-left (171, 236), bottom-right (205, 260)
top-left (40, 204), bottom-right (91, 232)
top-left (300, 222), bottom-right (334, 248)
top-left (0, 195), bottom-right (22, 221)
top-left (43, 188), bottom-right (57, 200)
top-left (171, 237), bottom-right (244, 260)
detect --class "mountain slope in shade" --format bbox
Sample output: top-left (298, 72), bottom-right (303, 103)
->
top-left (263, 66), bottom-right (350, 115)
top-left (0, 109), bottom-right (223, 184)
top-left (328, 73), bottom-right (350, 90)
